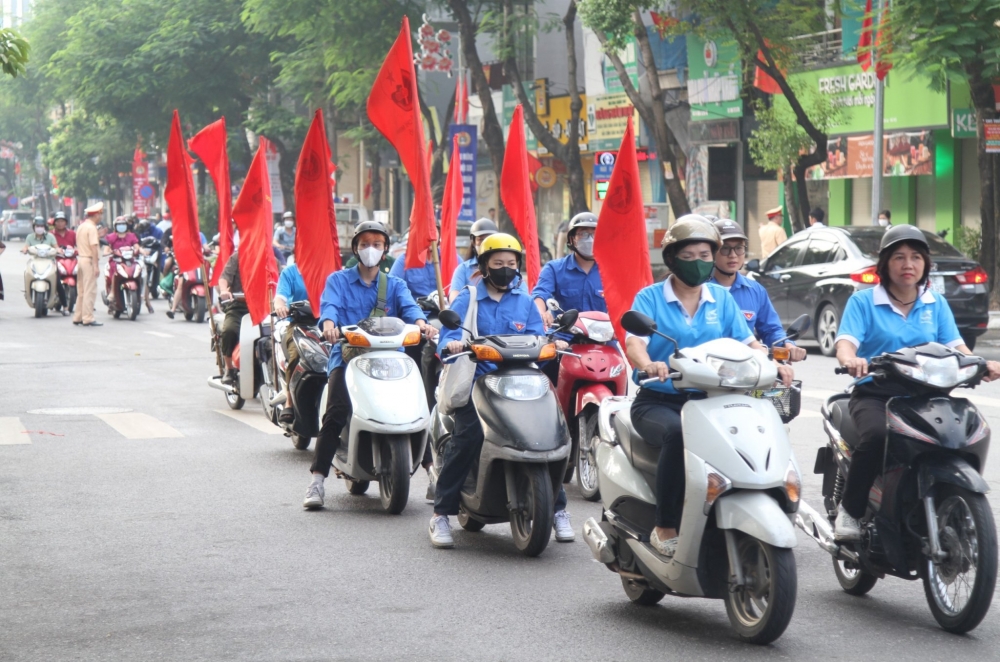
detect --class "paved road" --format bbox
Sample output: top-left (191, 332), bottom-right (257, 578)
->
top-left (1, 246), bottom-right (999, 661)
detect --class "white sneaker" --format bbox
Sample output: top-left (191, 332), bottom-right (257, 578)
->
top-left (303, 481), bottom-right (324, 510)
top-left (650, 529), bottom-right (678, 558)
top-left (553, 510), bottom-right (575, 542)
top-left (834, 505), bottom-right (861, 541)
top-left (429, 515), bottom-right (454, 548)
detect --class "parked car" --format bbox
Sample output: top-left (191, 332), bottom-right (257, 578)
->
top-left (746, 225), bottom-right (989, 354)
top-left (1, 210), bottom-right (34, 241)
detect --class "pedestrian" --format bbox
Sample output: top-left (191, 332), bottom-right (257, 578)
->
top-left (808, 208), bottom-right (825, 227)
top-left (73, 202), bottom-right (103, 327)
top-left (487, 207), bottom-right (496, 222)
top-left (758, 206), bottom-right (787, 259)
top-left (878, 209), bottom-right (892, 227)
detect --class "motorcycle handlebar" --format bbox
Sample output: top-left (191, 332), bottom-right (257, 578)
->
top-left (834, 367), bottom-right (849, 375)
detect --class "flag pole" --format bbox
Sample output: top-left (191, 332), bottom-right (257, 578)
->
top-left (430, 240), bottom-right (447, 311)
top-left (203, 259), bottom-right (224, 375)
top-left (870, 0), bottom-right (885, 225)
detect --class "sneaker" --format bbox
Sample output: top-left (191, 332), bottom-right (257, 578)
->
top-left (303, 481), bottom-right (324, 510)
top-left (166, 310), bottom-right (175, 319)
top-left (650, 529), bottom-right (679, 558)
top-left (278, 407), bottom-right (295, 425)
top-left (834, 505), bottom-right (861, 541)
top-left (221, 369), bottom-right (238, 386)
top-left (429, 515), bottom-right (454, 548)
top-left (553, 510), bottom-right (575, 542)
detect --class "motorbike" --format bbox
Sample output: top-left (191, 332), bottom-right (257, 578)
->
top-left (796, 342), bottom-right (997, 634)
top-left (55, 245), bottom-right (78, 313)
top-left (416, 293), bottom-right (443, 408)
top-left (544, 299), bottom-right (627, 500)
top-left (329, 316), bottom-right (430, 515)
top-left (207, 293), bottom-right (267, 411)
top-left (427, 309), bottom-right (578, 557)
top-left (102, 245), bottom-right (143, 320)
top-left (160, 249), bottom-right (207, 323)
top-left (140, 236), bottom-right (162, 299)
top-left (24, 244), bottom-right (59, 318)
top-left (258, 302), bottom-right (330, 451)
top-left (582, 311), bottom-right (810, 644)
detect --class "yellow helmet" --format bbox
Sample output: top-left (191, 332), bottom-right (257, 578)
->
top-left (477, 232), bottom-right (523, 271)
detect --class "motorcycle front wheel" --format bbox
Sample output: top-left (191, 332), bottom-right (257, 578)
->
top-left (377, 434), bottom-right (410, 515)
top-left (921, 485), bottom-right (998, 634)
top-left (67, 285), bottom-right (77, 312)
top-left (128, 289), bottom-right (141, 320)
top-left (724, 534), bottom-right (797, 645)
top-left (33, 291), bottom-right (46, 318)
top-left (194, 295), bottom-right (206, 323)
top-left (577, 409), bottom-right (601, 502)
top-left (509, 463), bottom-right (554, 557)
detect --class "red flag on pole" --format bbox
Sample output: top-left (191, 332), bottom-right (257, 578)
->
top-left (188, 117), bottom-right (233, 286)
top-left (874, 0), bottom-right (892, 80)
top-left (164, 110), bottom-right (202, 274)
top-left (367, 16), bottom-right (437, 270)
top-left (857, 0), bottom-right (875, 71)
top-left (439, 136), bottom-right (464, 296)
top-left (753, 50), bottom-right (784, 95)
top-left (294, 109), bottom-right (341, 316)
top-left (232, 137), bottom-right (279, 325)
top-left (501, 105), bottom-right (541, 290)
top-left (454, 73), bottom-right (469, 124)
top-left (593, 118), bottom-right (652, 348)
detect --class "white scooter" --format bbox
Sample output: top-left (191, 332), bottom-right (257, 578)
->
top-left (582, 311), bottom-right (809, 645)
top-left (328, 316), bottom-right (430, 514)
top-left (24, 244), bottom-right (59, 318)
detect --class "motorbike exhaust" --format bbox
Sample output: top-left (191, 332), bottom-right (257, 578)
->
top-left (794, 499), bottom-right (859, 563)
top-left (206, 376), bottom-right (236, 395)
top-left (269, 390), bottom-right (287, 406)
top-left (582, 517), bottom-right (615, 564)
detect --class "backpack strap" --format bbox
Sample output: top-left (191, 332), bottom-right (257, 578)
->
top-left (371, 271), bottom-right (389, 318)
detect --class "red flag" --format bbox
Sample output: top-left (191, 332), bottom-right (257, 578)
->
top-left (753, 50), bottom-right (783, 95)
top-left (188, 118), bottom-right (233, 286)
top-left (164, 110), bottom-right (202, 274)
top-left (439, 136), bottom-right (464, 297)
top-left (232, 137), bottom-right (279, 325)
top-left (367, 16), bottom-right (437, 270)
top-left (857, 0), bottom-right (874, 71)
top-left (454, 73), bottom-right (469, 124)
top-left (526, 151), bottom-right (542, 193)
top-left (294, 109), bottom-right (341, 316)
top-left (874, 0), bottom-right (892, 80)
top-left (593, 118), bottom-right (652, 347)
top-left (501, 104), bottom-right (541, 290)
top-left (649, 11), bottom-right (677, 38)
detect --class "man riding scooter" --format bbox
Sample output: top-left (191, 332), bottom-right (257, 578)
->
top-left (217, 249), bottom-right (248, 385)
top-left (273, 211), bottom-right (296, 265)
top-left (273, 262), bottom-right (311, 426)
top-left (302, 221), bottom-right (435, 510)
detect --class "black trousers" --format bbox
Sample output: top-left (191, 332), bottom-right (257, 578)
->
top-left (630, 390), bottom-right (689, 530)
top-left (842, 385), bottom-right (895, 519)
top-left (310, 368), bottom-right (352, 477)
top-left (221, 301), bottom-right (249, 357)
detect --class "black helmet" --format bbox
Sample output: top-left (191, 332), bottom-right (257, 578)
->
top-left (469, 217), bottom-right (498, 238)
top-left (351, 220), bottom-right (391, 254)
top-left (566, 212), bottom-right (597, 243)
top-left (879, 224), bottom-right (927, 255)
top-left (713, 218), bottom-right (748, 242)
top-left (54, 211), bottom-right (68, 222)
top-left (32, 216), bottom-right (46, 228)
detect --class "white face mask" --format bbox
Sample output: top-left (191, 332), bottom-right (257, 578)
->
top-left (34, 227), bottom-right (44, 235)
top-left (575, 237), bottom-right (595, 259)
top-left (283, 220), bottom-right (294, 229)
top-left (115, 224), bottom-right (127, 233)
top-left (358, 246), bottom-right (382, 268)
top-left (878, 218), bottom-right (889, 227)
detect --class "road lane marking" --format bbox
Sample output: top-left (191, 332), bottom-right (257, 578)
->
top-left (145, 331), bottom-right (174, 338)
top-left (28, 406), bottom-right (132, 415)
top-left (215, 409), bottom-right (284, 435)
top-left (95, 413), bottom-right (183, 439)
top-left (0, 417), bottom-right (30, 445)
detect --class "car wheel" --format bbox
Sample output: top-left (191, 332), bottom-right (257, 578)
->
top-left (817, 305), bottom-right (839, 357)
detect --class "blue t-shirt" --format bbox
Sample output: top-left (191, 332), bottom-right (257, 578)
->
top-left (531, 255), bottom-right (607, 314)
top-left (710, 272), bottom-right (788, 349)
top-left (274, 228), bottom-right (295, 249)
top-left (835, 285), bottom-right (962, 364)
top-left (318, 266), bottom-right (426, 372)
top-left (276, 264), bottom-right (310, 319)
top-left (439, 285), bottom-right (546, 379)
top-left (390, 249), bottom-right (462, 298)
top-left (629, 278), bottom-right (755, 394)
top-left (450, 257), bottom-right (528, 294)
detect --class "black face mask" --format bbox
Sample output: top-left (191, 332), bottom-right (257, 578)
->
top-left (486, 266), bottom-right (519, 290)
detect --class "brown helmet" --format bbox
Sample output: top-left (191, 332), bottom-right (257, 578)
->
top-left (661, 215), bottom-right (721, 262)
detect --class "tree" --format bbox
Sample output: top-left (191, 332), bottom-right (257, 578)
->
top-left (0, 28), bottom-right (29, 78)
top-left (887, 0), bottom-right (1000, 305)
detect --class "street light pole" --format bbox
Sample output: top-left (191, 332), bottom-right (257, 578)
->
top-left (870, 0), bottom-right (885, 225)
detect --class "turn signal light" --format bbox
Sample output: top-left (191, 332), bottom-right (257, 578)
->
top-left (538, 343), bottom-right (557, 361)
top-left (471, 344), bottom-right (503, 362)
top-left (850, 266), bottom-right (880, 284)
top-left (772, 347), bottom-right (791, 361)
top-left (784, 461), bottom-right (801, 508)
top-left (955, 266), bottom-right (988, 285)
top-left (703, 464), bottom-right (732, 515)
top-left (402, 330), bottom-right (422, 346)
top-left (343, 331), bottom-right (371, 347)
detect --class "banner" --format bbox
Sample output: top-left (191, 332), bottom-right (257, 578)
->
top-left (132, 148), bottom-right (150, 218)
top-left (264, 141), bottom-right (285, 213)
top-left (447, 123), bottom-right (477, 222)
top-left (588, 93), bottom-right (641, 151)
top-left (804, 131), bottom-right (935, 179)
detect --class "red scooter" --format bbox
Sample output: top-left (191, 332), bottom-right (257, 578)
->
top-left (553, 310), bottom-right (627, 501)
top-left (161, 248), bottom-right (207, 323)
top-left (103, 245), bottom-right (143, 320)
top-left (55, 245), bottom-right (78, 313)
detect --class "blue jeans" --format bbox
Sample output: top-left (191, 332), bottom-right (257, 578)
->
top-left (434, 399), bottom-right (568, 516)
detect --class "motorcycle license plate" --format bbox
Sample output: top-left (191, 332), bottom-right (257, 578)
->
top-left (929, 275), bottom-right (946, 295)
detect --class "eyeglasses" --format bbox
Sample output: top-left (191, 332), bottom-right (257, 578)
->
top-left (719, 245), bottom-right (747, 256)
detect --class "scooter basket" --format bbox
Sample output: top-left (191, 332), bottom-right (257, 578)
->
top-left (747, 380), bottom-right (801, 423)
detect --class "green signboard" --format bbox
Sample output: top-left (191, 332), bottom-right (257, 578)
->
top-left (603, 35), bottom-right (639, 95)
top-left (953, 108), bottom-right (977, 139)
top-left (686, 35), bottom-right (743, 122)
top-left (502, 84), bottom-right (537, 150)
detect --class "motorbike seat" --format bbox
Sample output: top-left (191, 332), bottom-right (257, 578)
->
top-left (614, 406), bottom-right (659, 479)
top-left (829, 398), bottom-right (861, 447)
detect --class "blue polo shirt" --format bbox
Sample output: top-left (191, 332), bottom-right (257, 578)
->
top-left (318, 266), bottom-right (426, 372)
top-left (390, 249), bottom-right (462, 298)
top-left (450, 257), bottom-right (528, 294)
top-left (274, 227), bottom-right (295, 249)
top-left (439, 285), bottom-right (546, 379)
top-left (629, 278), bottom-right (755, 394)
top-left (531, 254), bottom-right (607, 314)
top-left (276, 264), bottom-right (310, 319)
top-left (836, 285), bottom-right (962, 365)
top-left (710, 272), bottom-right (788, 349)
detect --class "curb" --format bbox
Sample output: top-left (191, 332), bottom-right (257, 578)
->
top-left (991, 311), bottom-right (1000, 330)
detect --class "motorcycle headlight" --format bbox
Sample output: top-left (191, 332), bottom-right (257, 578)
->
top-left (297, 338), bottom-right (330, 373)
top-left (706, 355), bottom-right (760, 389)
top-left (896, 355), bottom-right (978, 389)
top-left (33, 264), bottom-right (52, 279)
top-left (581, 318), bottom-right (615, 343)
top-left (355, 357), bottom-right (413, 381)
top-left (485, 374), bottom-right (550, 400)
top-left (116, 265), bottom-right (128, 278)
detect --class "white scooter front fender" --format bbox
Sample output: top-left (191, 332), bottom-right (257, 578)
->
top-left (714, 491), bottom-right (798, 549)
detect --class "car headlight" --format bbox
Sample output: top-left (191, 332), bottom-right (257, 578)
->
top-left (582, 318), bottom-right (615, 343)
top-left (355, 357), bottom-right (413, 381)
top-left (896, 354), bottom-right (978, 388)
top-left (485, 374), bottom-right (550, 400)
top-left (706, 355), bottom-right (760, 388)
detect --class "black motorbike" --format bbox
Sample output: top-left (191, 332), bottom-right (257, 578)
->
top-left (139, 236), bottom-right (162, 299)
top-left (416, 294), bottom-right (443, 409)
top-left (811, 343), bottom-right (996, 633)
top-left (428, 308), bottom-right (578, 557)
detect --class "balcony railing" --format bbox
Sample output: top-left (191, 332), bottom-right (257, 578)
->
top-left (789, 28), bottom-right (847, 67)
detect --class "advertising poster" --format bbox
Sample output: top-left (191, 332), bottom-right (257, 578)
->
top-left (447, 123), bottom-right (478, 222)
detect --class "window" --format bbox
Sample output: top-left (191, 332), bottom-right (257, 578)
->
top-left (801, 237), bottom-right (841, 266)
top-left (335, 208), bottom-right (359, 223)
top-left (765, 242), bottom-right (806, 271)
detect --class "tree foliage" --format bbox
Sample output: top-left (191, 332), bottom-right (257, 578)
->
top-left (0, 28), bottom-right (30, 78)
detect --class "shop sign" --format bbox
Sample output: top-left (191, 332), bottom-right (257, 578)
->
top-left (603, 35), bottom-right (638, 95)
top-left (535, 94), bottom-right (588, 155)
top-left (952, 108), bottom-right (977, 139)
top-left (448, 124), bottom-right (478, 222)
top-left (593, 151), bottom-right (616, 180)
top-left (803, 131), bottom-right (935, 179)
top-left (536, 166), bottom-right (557, 189)
top-left (588, 93), bottom-right (641, 151)
top-left (689, 120), bottom-right (740, 144)
top-left (984, 119), bottom-right (1000, 153)
top-left (686, 35), bottom-right (743, 122)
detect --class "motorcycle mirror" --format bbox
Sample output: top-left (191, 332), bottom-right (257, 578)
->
top-left (439, 309), bottom-right (462, 331)
top-left (556, 309), bottom-right (579, 330)
top-left (620, 311), bottom-right (656, 337)
top-left (546, 298), bottom-right (562, 313)
top-left (745, 258), bottom-right (761, 273)
top-left (785, 314), bottom-right (811, 341)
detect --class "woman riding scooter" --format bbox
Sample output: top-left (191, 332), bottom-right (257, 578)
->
top-left (832, 224), bottom-right (1000, 540)
top-left (624, 215), bottom-right (794, 558)
top-left (431, 233), bottom-right (575, 549)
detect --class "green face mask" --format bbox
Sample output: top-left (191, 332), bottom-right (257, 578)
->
top-left (671, 258), bottom-right (715, 287)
